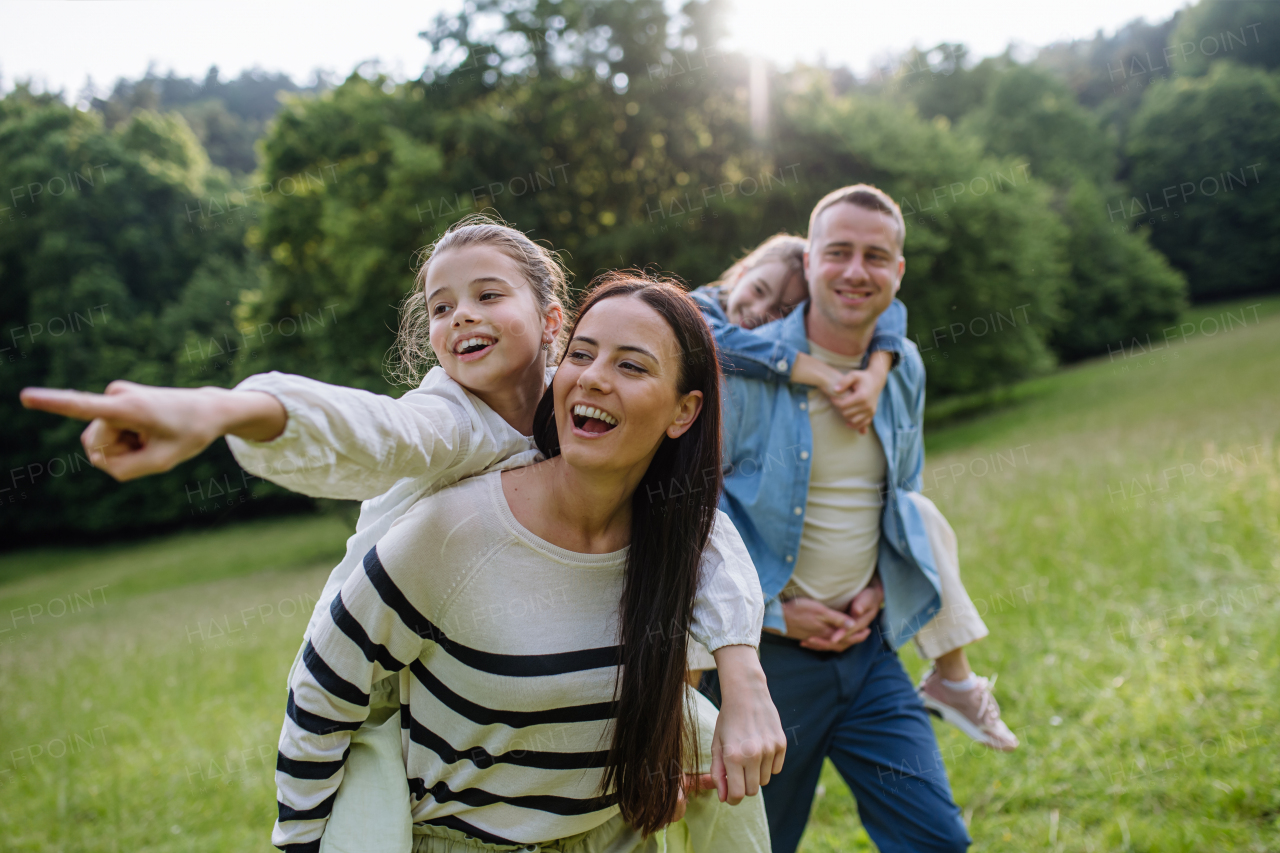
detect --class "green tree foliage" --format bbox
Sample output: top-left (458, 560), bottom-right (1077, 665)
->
top-left (960, 65), bottom-right (1116, 187)
top-left (875, 44), bottom-right (1009, 126)
top-left (1169, 0), bottom-right (1280, 77)
top-left (1051, 180), bottom-right (1187, 360)
top-left (868, 42), bottom-right (1199, 358)
top-left (0, 0), bottom-right (1242, 539)
top-left (1126, 62), bottom-right (1280, 300)
top-left (90, 67), bottom-right (327, 174)
top-left (1031, 16), bottom-right (1181, 150)
top-left (0, 88), bottom-right (305, 544)
top-left (246, 76), bottom-right (453, 389)
top-left (249, 26), bottom-right (1075, 398)
top-left (902, 63), bottom-right (1187, 362)
top-left (1035, 18), bottom-right (1179, 107)
top-left (245, 0), bottom-right (773, 391)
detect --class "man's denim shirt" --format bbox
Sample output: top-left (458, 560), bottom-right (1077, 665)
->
top-left (699, 295), bottom-right (942, 650)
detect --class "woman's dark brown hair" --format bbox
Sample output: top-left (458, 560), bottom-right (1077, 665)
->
top-left (532, 272), bottom-right (724, 835)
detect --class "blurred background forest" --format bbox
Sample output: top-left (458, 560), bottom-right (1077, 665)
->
top-left (3, 0), bottom-right (1277, 544)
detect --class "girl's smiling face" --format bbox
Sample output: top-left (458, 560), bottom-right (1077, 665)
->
top-left (425, 245), bottom-right (559, 394)
top-left (724, 260), bottom-right (809, 329)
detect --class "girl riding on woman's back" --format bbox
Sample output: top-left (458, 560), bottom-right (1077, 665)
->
top-left (21, 215), bottom-right (786, 850)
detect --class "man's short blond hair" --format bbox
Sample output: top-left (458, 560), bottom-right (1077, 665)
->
top-left (807, 184), bottom-right (905, 253)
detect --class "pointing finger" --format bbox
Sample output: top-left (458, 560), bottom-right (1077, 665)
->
top-left (21, 388), bottom-right (126, 423)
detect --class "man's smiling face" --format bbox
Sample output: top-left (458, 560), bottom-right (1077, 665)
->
top-left (804, 203), bottom-right (904, 337)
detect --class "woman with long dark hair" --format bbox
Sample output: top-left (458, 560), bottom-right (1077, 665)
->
top-left (272, 274), bottom-right (777, 851)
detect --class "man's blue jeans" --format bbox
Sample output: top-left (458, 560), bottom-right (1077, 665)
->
top-left (701, 617), bottom-right (970, 853)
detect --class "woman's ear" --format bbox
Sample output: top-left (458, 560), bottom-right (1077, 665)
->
top-left (543, 301), bottom-right (565, 347)
top-left (666, 390), bottom-right (704, 439)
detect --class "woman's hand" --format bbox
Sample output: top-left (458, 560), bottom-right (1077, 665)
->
top-left (19, 381), bottom-right (286, 481)
top-left (707, 645), bottom-right (787, 805)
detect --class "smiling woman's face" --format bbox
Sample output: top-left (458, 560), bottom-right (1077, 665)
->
top-left (552, 295), bottom-right (703, 476)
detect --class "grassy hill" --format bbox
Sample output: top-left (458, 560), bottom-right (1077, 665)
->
top-left (1, 297), bottom-right (1277, 852)
top-left (807, 296), bottom-right (1280, 852)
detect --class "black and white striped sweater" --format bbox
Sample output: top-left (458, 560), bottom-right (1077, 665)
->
top-left (273, 471), bottom-right (648, 851)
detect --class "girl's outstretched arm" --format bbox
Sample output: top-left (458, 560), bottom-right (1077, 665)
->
top-left (221, 370), bottom-right (531, 501)
top-left (20, 380), bottom-right (285, 481)
top-left (20, 371), bottom-right (535, 502)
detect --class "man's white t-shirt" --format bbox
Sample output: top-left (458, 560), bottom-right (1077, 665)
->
top-left (782, 339), bottom-right (887, 613)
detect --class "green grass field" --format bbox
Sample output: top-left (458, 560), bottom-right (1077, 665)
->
top-left (2, 297), bottom-right (1277, 852)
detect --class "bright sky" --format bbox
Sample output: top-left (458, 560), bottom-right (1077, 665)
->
top-left (1, 0), bottom-right (1193, 98)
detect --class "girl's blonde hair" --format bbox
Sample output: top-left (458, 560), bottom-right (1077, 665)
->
top-left (713, 233), bottom-right (807, 307)
top-left (388, 214), bottom-right (571, 386)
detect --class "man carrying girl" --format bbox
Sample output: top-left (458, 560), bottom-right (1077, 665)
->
top-left (692, 218), bottom-right (1017, 757)
top-left (696, 184), bottom-right (1015, 853)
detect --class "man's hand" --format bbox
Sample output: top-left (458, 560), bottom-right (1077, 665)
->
top-left (781, 597), bottom-right (862, 646)
top-left (19, 381), bottom-right (285, 482)
top-left (828, 351), bottom-right (892, 434)
top-left (708, 645), bottom-right (786, 805)
top-left (782, 578), bottom-right (883, 654)
top-left (801, 576), bottom-right (884, 653)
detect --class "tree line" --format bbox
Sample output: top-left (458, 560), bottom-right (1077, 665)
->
top-left (2, 0), bottom-right (1275, 543)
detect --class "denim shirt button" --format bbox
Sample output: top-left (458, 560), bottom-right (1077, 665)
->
top-left (793, 506), bottom-right (802, 515)
top-left (785, 554), bottom-right (794, 563)
top-left (798, 401), bottom-right (807, 411)
top-left (800, 450), bottom-right (809, 460)
top-left (776, 359), bottom-right (789, 371)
